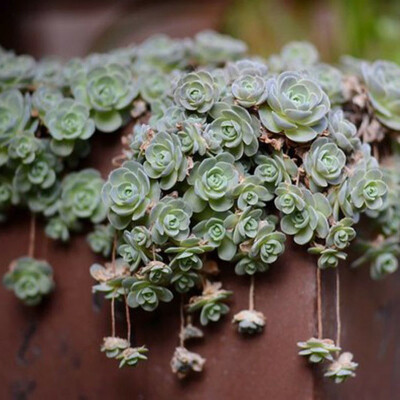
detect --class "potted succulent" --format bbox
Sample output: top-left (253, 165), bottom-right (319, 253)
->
top-left (1, 30), bottom-right (399, 396)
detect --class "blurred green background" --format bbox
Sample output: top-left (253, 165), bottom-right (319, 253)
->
top-left (223, 0), bottom-right (400, 63)
top-left (1, 0), bottom-right (400, 63)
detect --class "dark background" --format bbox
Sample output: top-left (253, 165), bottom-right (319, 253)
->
top-left (2, 0), bottom-right (400, 61)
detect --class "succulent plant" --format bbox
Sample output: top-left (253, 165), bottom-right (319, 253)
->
top-left (143, 131), bottom-right (188, 190)
top-left (349, 167), bottom-right (387, 212)
top-left (44, 98), bottom-right (95, 156)
top-left (0, 90), bottom-right (32, 145)
top-left (232, 309), bottom-right (266, 334)
top-left (274, 183), bottom-right (305, 215)
top-left (0, 53), bottom-right (35, 90)
top-left (140, 261), bottom-right (171, 285)
top-left (124, 278), bottom-right (173, 312)
top-left (199, 301), bottom-right (230, 325)
top-left (326, 218), bottom-right (356, 249)
top-left (249, 221), bottom-right (286, 264)
top-left (127, 124), bottom-right (153, 162)
top-left (177, 121), bottom-right (207, 156)
top-left (193, 216), bottom-right (236, 261)
top-left (324, 352), bottom-right (358, 384)
top-left (45, 217), bottom-right (70, 242)
top-left (227, 59), bottom-right (269, 80)
top-left (328, 110), bottom-right (360, 153)
top-left (137, 34), bottom-right (189, 71)
top-left (3, 257), bottom-right (54, 306)
top-left (234, 255), bottom-right (268, 275)
top-left (259, 71), bottom-right (330, 142)
top-left (166, 238), bottom-right (213, 271)
top-left (205, 103), bottom-right (260, 159)
top-left (170, 346), bottom-right (206, 379)
top-left (309, 63), bottom-right (344, 104)
top-left (32, 86), bottom-right (64, 118)
top-left (280, 190), bottom-right (331, 245)
top-left (61, 58), bottom-right (85, 87)
top-left (27, 182), bottom-right (61, 216)
top-left (101, 336), bottom-right (130, 358)
top-left (370, 253), bottom-right (398, 280)
top-left (374, 165), bottom-right (400, 236)
top-left (297, 337), bottom-right (341, 363)
top-left (230, 176), bottom-right (273, 210)
top-left (90, 259), bottom-right (130, 299)
top-left (152, 104), bottom-right (192, 133)
top-left (225, 207), bottom-right (262, 244)
top-left (118, 226), bottom-right (153, 271)
top-left (254, 151), bottom-right (298, 191)
top-left (340, 55), bottom-right (364, 77)
top-left (146, 97), bottom-right (172, 124)
top-left (193, 30), bottom-right (247, 64)
top-left (180, 323), bottom-right (204, 341)
top-left (352, 237), bottom-right (400, 280)
top-left (71, 62), bottom-right (139, 132)
top-left (60, 169), bottom-right (106, 224)
top-left (328, 180), bottom-right (355, 221)
top-left (308, 246), bottom-right (347, 269)
top-left (193, 217), bottom-right (227, 247)
top-left (279, 41), bottom-right (319, 70)
top-left (102, 160), bottom-right (160, 229)
top-left (117, 243), bottom-right (141, 271)
top-left (0, 176), bottom-right (15, 221)
top-left (117, 346), bottom-right (148, 368)
top-left (211, 68), bottom-right (232, 98)
top-left (8, 131), bottom-right (42, 164)
top-left (171, 271), bottom-right (199, 293)
top-left (187, 281), bottom-right (232, 325)
top-left (149, 196), bottom-right (192, 244)
top-left (125, 225), bottom-right (151, 249)
top-left (304, 137), bottom-right (346, 191)
top-left (87, 224), bottom-right (115, 257)
top-left (362, 61), bottom-right (400, 130)
top-left (34, 58), bottom-right (64, 87)
top-left (231, 74), bottom-right (269, 107)
top-left (139, 71), bottom-right (172, 103)
top-left (3, 31), bottom-right (400, 382)
top-left (14, 150), bottom-right (61, 193)
top-left (184, 152), bottom-right (239, 213)
top-left (174, 71), bottom-right (219, 113)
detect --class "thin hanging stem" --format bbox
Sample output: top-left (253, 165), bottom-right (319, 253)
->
top-left (28, 214), bottom-right (36, 258)
top-left (249, 275), bottom-right (255, 311)
top-left (336, 268), bottom-right (341, 348)
top-left (124, 292), bottom-right (131, 343)
top-left (179, 295), bottom-right (185, 348)
top-left (111, 235), bottom-right (117, 337)
top-left (316, 267), bottom-right (323, 339)
top-left (112, 234), bottom-right (117, 274)
top-left (111, 296), bottom-right (116, 337)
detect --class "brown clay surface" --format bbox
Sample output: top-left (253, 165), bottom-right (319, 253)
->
top-left (0, 131), bottom-right (317, 399)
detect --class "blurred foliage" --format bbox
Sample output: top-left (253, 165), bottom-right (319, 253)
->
top-left (223, 0), bottom-right (400, 63)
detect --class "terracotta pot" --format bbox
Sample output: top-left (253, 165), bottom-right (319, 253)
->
top-left (0, 1), bottom-right (399, 399)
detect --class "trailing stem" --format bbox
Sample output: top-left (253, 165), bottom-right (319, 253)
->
top-left (28, 214), bottom-right (36, 258)
top-left (316, 267), bottom-right (323, 339)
